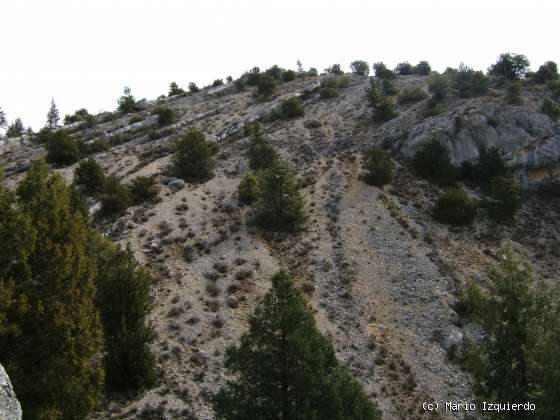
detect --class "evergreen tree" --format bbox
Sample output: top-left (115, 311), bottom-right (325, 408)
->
top-left (6, 118), bottom-right (24, 138)
top-left (0, 159), bottom-right (104, 419)
top-left (46, 131), bottom-right (81, 166)
top-left (168, 82), bottom-right (185, 96)
top-left (0, 107), bottom-right (6, 129)
top-left (366, 79), bottom-right (397, 122)
top-left (257, 75), bottom-right (276, 98)
top-left (117, 86), bottom-right (136, 113)
top-left (362, 147), bottom-right (395, 187)
top-left (238, 172), bottom-right (259, 205)
top-left (74, 157), bottom-right (106, 196)
top-left (99, 176), bottom-right (132, 217)
top-left (247, 131), bottom-right (279, 171)
top-left (489, 53), bottom-right (530, 80)
top-left (254, 159), bottom-right (306, 233)
top-left (169, 128), bottom-right (217, 182)
top-left (188, 82), bottom-right (200, 93)
top-left (213, 271), bottom-right (381, 420)
top-left (412, 138), bottom-right (456, 184)
top-left (95, 243), bottom-right (156, 392)
top-left (46, 98), bottom-right (60, 129)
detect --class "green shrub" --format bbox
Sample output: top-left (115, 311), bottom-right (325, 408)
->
top-left (117, 86), bottom-right (137, 113)
top-left (398, 87), bottom-right (428, 104)
top-left (373, 62), bottom-right (395, 79)
top-left (307, 67), bottom-right (318, 77)
top-left (169, 128), bottom-right (216, 182)
top-left (412, 138), bottom-right (456, 184)
top-left (505, 80), bottom-right (522, 104)
top-left (64, 108), bottom-right (92, 125)
top-left (129, 114), bottom-right (144, 124)
top-left (6, 118), bottom-right (24, 138)
top-left (128, 176), bottom-right (160, 204)
top-left (281, 97), bottom-right (304, 119)
top-left (246, 67), bottom-right (261, 85)
top-left (366, 79), bottom-right (397, 121)
top-left (462, 145), bottom-right (508, 186)
top-left (382, 78), bottom-right (397, 96)
top-left (46, 131), bottom-right (81, 166)
top-left (82, 139), bottom-right (110, 156)
top-left (336, 75), bottom-right (351, 88)
top-left (450, 64), bottom-right (488, 98)
top-left (247, 132), bottom-right (279, 171)
top-left (428, 73), bottom-right (450, 101)
top-left (254, 160), bottom-right (306, 233)
top-left (395, 62), bottom-right (414, 75)
top-left (533, 61), bottom-right (558, 84)
top-left (320, 87), bottom-right (337, 99)
top-left (257, 74), bottom-right (276, 98)
top-left (488, 53), bottom-right (530, 80)
top-left (100, 176), bottom-right (132, 216)
top-left (153, 107), bottom-right (175, 127)
top-left (362, 147), bottom-right (395, 187)
top-left (304, 120), bottom-right (322, 129)
top-left (350, 60), bottom-right (369, 76)
top-left (265, 65), bottom-right (283, 80)
top-left (542, 98), bottom-right (560, 121)
top-left (485, 175), bottom-right (520, 221)
top-left (238, 172), bottom-right (259, 205)
top-left (212, 79), bottom-right (224, 87)
top-left (413, 61), bottom-right (431, 75)
top-left (423, 99), bottom-right (447, 116)
top-left (243, 121), bottom-right (261, 137)
top-left (188, 82), bottom-right (200, 93)
top-left (74, 158), bottom-right (105, 196)
top-left (168, 82), bottom-right (185, 96)
top-left (548, 80), bottom-right (560, 99)
top-left (282, 70), bottom-right (296, 82)
top-left (433, 188), bottom-right (477, 225)
top-left (326, 64), bottom-right (343, 75)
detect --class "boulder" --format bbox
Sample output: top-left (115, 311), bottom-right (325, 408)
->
top-left (0, 363), bottom-right (22, 420)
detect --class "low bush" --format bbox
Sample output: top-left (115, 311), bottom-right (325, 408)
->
top-left (423, 99), bottom-right (447, 116)
top-left (304, 120), bottom-right (321, 129)
top-left (412, 138), bottom-right (456, 184)
top-left (461, 145), bottom-right (508, 186)
top-left (281, 97), bottom-right (304, 119)
top-left (485, 175), bottom-right (521, 221)
top-left (46, 131), bottom-right (81, 166)
top-left (129, 176), bottom-right (160, 204)
top-left (362, 147), bottom-right (395, 187)
top-left (100, 176), bottom-right (132, 216)
top-left (153, 107), bottom-right (176, 127)
top-left (168, 128), bottom-right (217, 182)
top-left (366, 79), bottom-right (397, 121)
top-left (533, 61), bottom-right (558, 84)
top-left (282, 70), bottom-right (296, 82)
top-left (547, 80), bottom-right (560, 99)
top-left (129, 114), bottom-right (145, 124)
top-left (213, 79), bottom-right (224, 87)
top-left (247, 133), bottom-right (279, 171)
top-left (395, 62), bottom-right (414, 75)
top-left (350, 60), bottom-right (369, 76)
top-left (413, 61), bottom-right (431, 75)
top-left (433, 188), bottom-right (477, 225)
top-left (238, 172), bottom-right (259, 205)
top-left (542, 98), bottom-right (560, 121)
top-left (257, 75), bottom-right (276, 98)
top-left (74, 158), bottom-right (105, 196)
top-left (373, 62), bottom-right (395, 79)
top-left (188, 82), bottom-right (200, 93)
top-left (398, 87), bottom-right (428, 104)
top-left (449, 64), bottom-right (488, 98)
top-left (428, 73), bottom-right (450, 101)
top-left (326, 64), bottom-right (343, 75)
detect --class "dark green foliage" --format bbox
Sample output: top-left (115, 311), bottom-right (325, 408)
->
top-left (547, 80), bottom-right (560, 99)
top-left (264, 65), bottom-right (283, 80)
top-left (282, 70), bottom-right (296, 82)
top-left (464, 145), bottom-right (508, 185)
top-left (117, 86), bottom-right (137, 114)
top-left (64, 108), bottom-right (94, 126)
top-left (319, 76), bottom-right (349, 98)
top-left (100, 176), bottom-right (132, 217)
top-left (350, 60), bottom-right (369, 76)
top-left (247, 132), bottom-right (279, 171)
top-left (533, 61), bottom-right (558, 84)
top-left (0, 107), bottom-right (6, 128)
top-left (485, 175), bottom-right (520, 221)
top-left (128, 176), bottom-right (160, 204)
top-left (169, 128), bottom-right (216, 182)
top-left (398, 87), bottom-right (428, 104)
top-left (413, 61), bottom-right (431, 75)
top-left (366, 79), bottom-right (397, 122)
top-left (226, 76), bottom-right (233, 83)
top-left (489, 53), bottom-right (530, 80)
top-left (246, 67), bottom-right (261, 86)
top-left (320, 87), bottom-right (338, 99)
top-left (82, 139), bottom-right (110, 155)
top-left (188, 82), bottom-right (200, 93)
top-left (0, 160), bottom-right (104, 419)
top-left (326, 63), bottom-right (344, 75)
top-left (213, 79), bottom-right (224, 87)
top-left (307, 67), bottom-right (318, 77)
top-left (423, 99), bottom-right (447, 117)
top-left (213, 271), bottom-right (381, 420)
top-left (362, 147), bottom-right (395, 187)
top-left (450, 64), bottom-right (488, 98)
top-left (433, 188), bottom-right (477, 225)
top-left (153, 106), bottom-right (176, 127)
top-left (46, 98), bottom-right (60, 129)
top-left (542, 98), bottom-right (560, 121)
top-left (95, 244), bottom-right (156, 392)
top-left (395, 62), bottom-right (413, 75)
top-left (373, 62), bottom-right (395, 79)
top-left (243, 121), bottom-right (261, 137)
top-left (505, 80), bottom-right (522, 104)
top-left (129, 114), bottom-right (144, 124)
top-left (6, 118), bottom-right (24, 138)
top-left (381, 78), bottom-right (397, 96)
top-left (281, 97), bottom-right (304, 119)
top-left (168, 82), bottom-right (185, 96)
top-left (74, 158), bottom-right (106, 196)
top-left (237, 172), bottom-right (259, 205)
top-left (257, 74), bottom-right (275, 98)
top-left (46, 131), bottom-right (81, 166)
top-left (412, 138), bottom-right (456, 184)
top-left (428, 73), bottom-right (450, 101)
top-left (254, 160), bottom-right (306, 233)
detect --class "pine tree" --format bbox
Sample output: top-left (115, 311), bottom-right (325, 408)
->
top-left (95, 242), bottom-right (156, 392)
top-left (254, 159), bottom-right (306, 233)
top-left (169, 128), bottom-right (217, 182)
top-left (213, 271), bottom-right (381, 420)
top-left (0, 107), bottom-right (6, 129)
top-left (117, 86), bottom-right (136, 113)
top-left (0, 159), bottom-right (104, 419)
top-left (46, 98), bottom-right (60, 129)
top-left (6, 118), bottom-right (24, 138)
top-left (168, 82), bottom-right (185, 96)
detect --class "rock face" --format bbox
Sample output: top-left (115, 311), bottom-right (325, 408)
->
top-left (0, 364), bottom-right (22, 420)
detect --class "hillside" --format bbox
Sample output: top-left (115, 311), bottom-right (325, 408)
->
top-left (2, 64), bottom-right (560, 419)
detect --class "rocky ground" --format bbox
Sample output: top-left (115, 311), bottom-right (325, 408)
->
top-left (2, 72), bottom-right (560, 420)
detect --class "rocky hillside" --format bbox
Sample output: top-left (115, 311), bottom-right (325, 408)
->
top-left (2, 70), bottom-right (560, 419)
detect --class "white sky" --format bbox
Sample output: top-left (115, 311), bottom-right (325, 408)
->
top-left (1, 0), bottom-right (558, 130)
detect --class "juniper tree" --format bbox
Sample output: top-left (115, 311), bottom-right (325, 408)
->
top-left (213, 271), bottom-right (381, 420)
top-left (366, 79), bottom-right (397, 122)
top-left (169, 128), bottom-right (217, 182)
top-left (0, 159), bottom-right (104, 419)
top-left (46, 98), bottom-right (60, 129)
top-left (247, 132), bottom-right (279, 171)
top-left (74, 157), bottom-right (106, 196)
top-left (362, 147), bottom-right (395, 187)
top-left (254, 159), bottom-right (306, 233)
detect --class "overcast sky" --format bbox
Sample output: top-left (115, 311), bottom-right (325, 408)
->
top-left (1, 0), bottom-right (558, 130)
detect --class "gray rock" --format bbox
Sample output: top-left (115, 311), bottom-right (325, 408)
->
top-left (0, 363), bottom-right (22, 420)
top-left (168, 178), bottom-right (186, 191)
